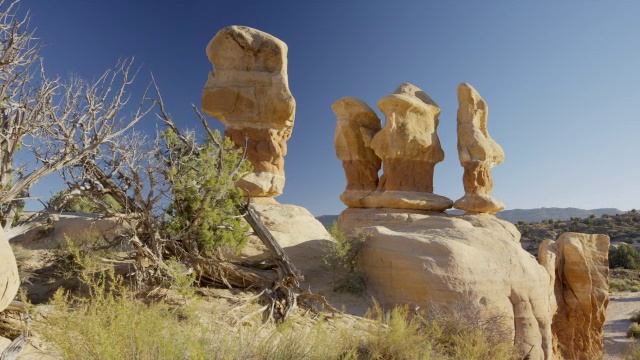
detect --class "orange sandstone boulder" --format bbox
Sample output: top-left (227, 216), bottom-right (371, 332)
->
top-left (339, 208), bottom-right (554, 359)
top-left (0, 227), bottom-right (19, 312)
top-left (539, 233), bottom-right (609, 360)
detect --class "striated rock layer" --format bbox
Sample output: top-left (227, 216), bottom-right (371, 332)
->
top-left (339, 208), bottom-right (554, 360)
top-left (0, 227), bottom-right (19, 312)
top-left (539, 233), bottom-right (609, 360)
top-left (202, 26), bottom-right (296, 197)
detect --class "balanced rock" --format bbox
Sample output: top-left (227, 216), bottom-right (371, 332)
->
top-left (366, 83), bottom-right (452, 211)
top-left (339, 208), bottom-right (554, 360)
top-left (0, 227), bottom-right (19, 312)
top-left (453, 83), bottom-right (505, 214)
top-left (332, 97), bottom-right (382, 207)
top-left (202, 26), bottom-right (296, 197)
top-left (539, 233), bottom-right (609, 360)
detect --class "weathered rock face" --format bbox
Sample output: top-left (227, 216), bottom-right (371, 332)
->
top-left (345, 83), bottom-right (453, 211)
top-left (202, 26), bottom-right (295, 197)
top-left (453, 83), bottom-right (505, 214)
top-left (339, 208), bottom-right (554, 360)
top-left (539, 233), bottom-right (610, 360)
top-left (332, 97), bottom-right (382, 206)
top-left (0, 227), bottom-right (19, 312)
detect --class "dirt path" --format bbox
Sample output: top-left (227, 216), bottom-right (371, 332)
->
top-left (604, 292), bottom-right (640, 359)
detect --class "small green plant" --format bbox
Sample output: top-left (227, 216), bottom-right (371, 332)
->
top-left (324, 223), bottom-right (368, 294)
top-left (49, 233), bottom-right (112, 281)
top-left (628, 323), bottom-right (640, 338)
top-left (164, 258), bottom-right (196, 297)
top-left (49, 191), bottom-right (123, 214)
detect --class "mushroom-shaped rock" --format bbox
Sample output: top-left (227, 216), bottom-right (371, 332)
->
top-left (367, 83), bottom-right (452, 211)
top-left (202, 26), bottom-right (296, 197)
top-left (0, 227), bottom-right (19, 312)
top-left (332, 97), bottom-right (382, 207)
top-left (453, 83), bottom-right (505, 214)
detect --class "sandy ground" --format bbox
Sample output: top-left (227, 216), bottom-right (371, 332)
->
top-left (604, 291), bottom-right (640, 359)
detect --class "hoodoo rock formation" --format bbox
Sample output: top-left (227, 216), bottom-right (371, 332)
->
top-left (331, 97), bottom-right (382, 207)
top-left (453, 83), bottom-right (505, 213)
top-left (368, 83), bottom-right (453, 211)
top-left (332, 83), bottom-right (453, 211)
top-left (0, 227), bottom-right (19, 312)
top-left (202, 25), bottom-right (296, 197)
top-left (539, 233), bottom-right (610, 360)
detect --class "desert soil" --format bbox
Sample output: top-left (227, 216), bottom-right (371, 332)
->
top-left (605, 291), bottom-right (640, 359)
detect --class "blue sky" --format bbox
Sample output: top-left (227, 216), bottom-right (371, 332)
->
top-left (20, 0), bottom-right (640, 215)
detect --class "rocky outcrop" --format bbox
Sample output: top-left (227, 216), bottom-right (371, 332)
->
top-left (202, 26), bottom-right (295, 197)
top-left (333, 83), bottom-right (452, 211)
top-left (453, 83), bottom-right (505, 214)
top-left (0, 227), bottom-right (19, 312)
top-left (339, 208), bottom-right (554, 359)
top-left (332, 97), bottom-right (382, 207)
top-left (539, 233), bottom-right (610, 360)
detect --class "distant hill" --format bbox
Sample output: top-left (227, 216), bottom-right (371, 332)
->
top-left (316, 215), bottom-right (339, 228)
top-left (317, 207), bottom-right (626, 227)
top-left (495, 207), bottom-right (625, 223)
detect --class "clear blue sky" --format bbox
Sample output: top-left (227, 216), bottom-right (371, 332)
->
top-left (20, 0), bottom-right (640, 215)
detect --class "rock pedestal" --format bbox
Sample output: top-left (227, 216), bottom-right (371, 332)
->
top-left (338, 208), bottom-right (554, 360)
top-left (0, 227), bottom-right (19, 312)
top-left (202, 26), bottom-right (295, 197)
top-left (454, 83), bottom-right (505, 214)
top-left (539, 233), bottom-right (610, 360)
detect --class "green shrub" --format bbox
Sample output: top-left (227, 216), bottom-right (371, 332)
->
top-left (323, 223), bottom-right (368, 294)
top-left (610, 244), bottom-right (640, 270)
top-left (165, 129), bottom-right (251, 256)
top-left (610, 278), bottom-right (640, 292)
top-left (628, 323), bottom-right (640, 338)
top-left (49, 191), bottom-right (122, 214)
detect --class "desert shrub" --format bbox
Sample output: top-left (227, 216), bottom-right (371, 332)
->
top-left (165, 129), bottom-right (252, 256)
top-left (356, 301), bottom-right (516, 360)
top-left (610, 244), bottom-right (640, 270)
top-left (610, 278), bottom-right (640, 292)
top-left (163, 258), bottom-right (196, 297)
top-left (324, 223), bottom-right (368, 294)
top-left (628, 323), bottom-right (640, 338)
top-left (631, 313), bottom-right (640, 324)
top-left (49, 233), bottom-right (112, 281)
top-left (50, 191), bottom-right (122, 214)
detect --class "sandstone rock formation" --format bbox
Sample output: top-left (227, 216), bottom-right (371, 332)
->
top-left (339, 208), bottom-right (553, 360)
top-left (202, 26), bottom-right (295, 197)
top-left (365, 83), bottom-right (452, 211)
top-left (539, 233), bottom-right (610, 360)
top-left (0, 227), bottom-right (19, 312)
top-left (331, 97), bottom-right (382, 207)
top-left (453, 83), bottom-right (505, 214)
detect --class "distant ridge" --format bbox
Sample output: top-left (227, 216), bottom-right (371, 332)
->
top-left (316, 207), bottom-right (626, 227)
top-left (495, 207), bottom-right (624, 223)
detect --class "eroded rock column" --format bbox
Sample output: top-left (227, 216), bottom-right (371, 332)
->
top-left (453, 83), bottom-right (505, 214)
top-left (332, 97), bottom-right (382, 207)
top-left (202, 26), bottom-right (295, 197)
top-left (539, 232), bottom-right (610, 360)
top-left (368, 83), bottom-right (452, 211)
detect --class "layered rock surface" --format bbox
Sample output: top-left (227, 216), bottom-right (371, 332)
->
top-left (202, 26), bottom-right (295, 197)
top-left (339, 208), bottom-right (554, 360)
top-left (0, 227), bottom-right (19, 312)
top-left (454, 83), bottom-right (505, 214)
top-left (539, 233), bottom-right (610, 360)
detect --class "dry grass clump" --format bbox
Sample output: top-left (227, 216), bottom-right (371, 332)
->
top-left (628, 323), bottom-right (640, 339)
top-left (31, 233), bottom-right (516, 360)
